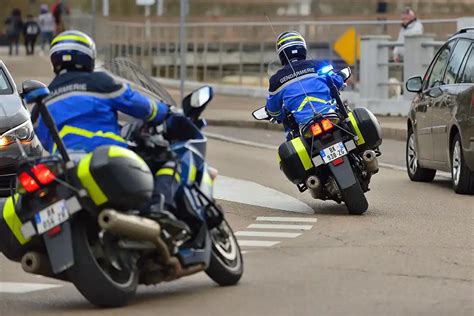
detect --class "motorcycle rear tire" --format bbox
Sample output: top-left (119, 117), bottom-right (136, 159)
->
top-left (67, 216), bottom-right (138, 308)
top-left (341, 180), bottom-right (369, 215)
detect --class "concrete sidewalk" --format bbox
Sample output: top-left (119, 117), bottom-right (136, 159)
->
top-left (0, 52), bottom-right (407, 141)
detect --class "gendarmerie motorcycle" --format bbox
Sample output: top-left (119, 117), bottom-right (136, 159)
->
top-left (0, 60), bottom-right (243, 308)
top-left (252, 67), bottom-right (382, 215)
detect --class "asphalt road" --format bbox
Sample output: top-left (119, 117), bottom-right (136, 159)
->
top-left (1, 129), bottom-right (473, 315)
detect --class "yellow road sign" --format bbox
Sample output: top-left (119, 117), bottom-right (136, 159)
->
top-left (333, 27), bottom-right (360, 66)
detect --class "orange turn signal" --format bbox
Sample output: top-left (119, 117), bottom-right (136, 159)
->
top-left (311, 123), bottom-right (323, 136)
top-left (321, 119), bottom-right (334, 131)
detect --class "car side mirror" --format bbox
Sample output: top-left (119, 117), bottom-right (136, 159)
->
top-left (427, 87), bottom-right (443, 98)
top-left (338, 67), bottom-right (352, 82)
top-left (21, 80), bottom-right (50, 104)
top-left (182, 86), bottom-right (213, 121)
top-left (252, 107), bottom-right (270, 120)
top-left (406, 76), bottom-right (423, 93)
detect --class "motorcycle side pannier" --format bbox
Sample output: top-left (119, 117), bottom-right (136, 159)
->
top-left (349, 108), bottom-right (383, 151)
top-left (77, 146), bottom-right (154, 210)
top-left (278, 137), bottom-right (315, 184)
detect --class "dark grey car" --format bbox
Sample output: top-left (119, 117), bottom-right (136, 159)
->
top-left (0, 61), bottom-right (43, 197)
top-left (405, 28), bottom-right (474, 194)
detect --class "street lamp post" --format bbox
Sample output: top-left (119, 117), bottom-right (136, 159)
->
top-left (179, 0), bottom-right (188, 101)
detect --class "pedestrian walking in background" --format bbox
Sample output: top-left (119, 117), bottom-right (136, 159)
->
top-left (4, 9), bottom-right (23, 56)
top-left (23, 15), bottom-right (41, 55)
top-left (52, 0), bottom-right (70, 35)
top-left (38, 4), bottom-right (55, 51)
top-left (393, 7), bottom-right (424, 62)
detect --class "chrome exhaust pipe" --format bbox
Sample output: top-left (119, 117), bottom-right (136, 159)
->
top-left (21, 252), bottom-right (51, 275)
top-left (362, 150), bottom-right (379, 174)
top-left (98, 209), bottom-right (173, 265)
top-left (305, 175), bottom-right (323, 199)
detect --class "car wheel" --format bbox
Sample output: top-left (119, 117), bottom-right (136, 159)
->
top-left (451, 133), bottom-right (474, 194)
top-left (406, 130), bottom-right (436, 182)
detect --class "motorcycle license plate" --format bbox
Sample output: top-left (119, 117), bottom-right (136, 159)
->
top-left (35, 200), bottom-right (69, 234)
top-left (320, 142), bottom-right (348, 164)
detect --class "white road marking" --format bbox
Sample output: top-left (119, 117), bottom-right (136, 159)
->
top-left (248, 223), bottom-right (313, 230)
top-left (256, 216), bottom-right (318, 223)
top-left (235, 231), bottom-right (302, 238)
top-left (214, 175), bottom-right (314, 214)
top-left (237, 240), bottom-right (280, 247)
top-left (0, 282), bottom-right (62, 294)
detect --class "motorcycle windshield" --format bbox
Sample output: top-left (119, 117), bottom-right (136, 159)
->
top-left (101, 57), bottom-right (177, 107)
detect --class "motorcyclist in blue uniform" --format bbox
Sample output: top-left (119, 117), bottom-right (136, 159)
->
top-left (266, 31), bottom-right (345, 140)
top-left (34, 30), bottom-right (188, 235)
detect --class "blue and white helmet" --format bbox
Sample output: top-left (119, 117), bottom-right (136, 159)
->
top-left (276, 31), bottom-right (307, 65)
top-left (50, 30), bottom-right (96, 74)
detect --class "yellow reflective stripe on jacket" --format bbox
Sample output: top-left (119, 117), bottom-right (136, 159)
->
top-left (277, 35), bottom-right (304, 46)
top-left (77, 153), bottom-right (108, 205)
top-left (147, 99), bottom-right (158, 122)
top-left (291, 138), bottom-right (313, 171)
top-left (53, 125), bottom-right (127, 153)
top-left (348, 112), bottom-right (366, 146)
top-left (156, 167), bottom-right (181, 183)
top-left (51, 35), bottom-right (93, 46)
top-left (297, 96), bottom-right (331, 112)
top-left (2, 194), bottom-right (30, 245)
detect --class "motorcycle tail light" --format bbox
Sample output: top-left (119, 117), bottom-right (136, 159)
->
top-left (18, 164), bottom-right (56, 193)
top-left (31, 164), bottom-right (56, 185)
top-left (19, 172), bottom-right (40, 193)
top-left (47, 225), bottom-right (62, 237)
top-left (311, 123), bottom-right (323, 136)
top-left (321, 119), bottom-right (334, 131)
top-left (332, 157), bottom-right (344, 166)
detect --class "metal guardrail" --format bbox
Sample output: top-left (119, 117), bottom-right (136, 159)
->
top-left (67, 16), bottom-right (459, 89)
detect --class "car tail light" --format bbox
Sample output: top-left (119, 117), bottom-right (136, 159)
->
top-left (332, 157), bottom-right (344, 166)
top-left (320, 119), bottom-right (334, 131)
top-left (18, 164), bottom-right (56, 193)
top-left (311, 123), bottom-right (323, 136)
top-left (19, 172), bottom-right (40, 193)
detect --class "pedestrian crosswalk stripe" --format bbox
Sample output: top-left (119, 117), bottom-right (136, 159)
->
top-left (237, 240), bottom-right (280, 247)
top-left (248, 223), bottom-right (313, 230)
top-left (256, 216), bottom-right (318, 223)
top-left (235, 231), bottom-right (302, 238)
top-left (0, 282), bottom-right (62, 294)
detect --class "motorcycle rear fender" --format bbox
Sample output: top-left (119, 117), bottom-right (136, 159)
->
top-left (327, 159), bottom-right (357, 190)
top-left (43, 221), bottom-right (74, 274)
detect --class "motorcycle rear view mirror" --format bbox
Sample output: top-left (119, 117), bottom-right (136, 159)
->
top-left (183, 86), bottom-right (214, 121)
top-left (252, 107), bottom-right (270, 120)
top-left (338, 67), bottom-right (352, 82)
top-left (21, 80), bottom-right (50, 104)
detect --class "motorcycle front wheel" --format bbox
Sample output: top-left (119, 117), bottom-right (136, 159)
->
top-left (67, 216), bottom-right (138, 308)
top-left (205, 218), bottom-right (243, 286)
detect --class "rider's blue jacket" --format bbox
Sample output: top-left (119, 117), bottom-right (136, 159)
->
top-left (265, 60), bottom-right (344, 125)
top-left (35, 70), bottom-right (169, 153)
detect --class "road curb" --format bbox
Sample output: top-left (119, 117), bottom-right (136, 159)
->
top-left (206, 119), bottom-right (407, 142)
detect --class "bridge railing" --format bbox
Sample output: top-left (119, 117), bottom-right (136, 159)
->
top-left (68, 16), bottom-right (459, 89)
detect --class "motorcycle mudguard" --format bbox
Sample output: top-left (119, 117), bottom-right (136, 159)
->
top-left (178, 225), bottom-right (211, 268)
top-left (327, 159), bottom-right (357, 190)
top-left (43, 221), bottom-right (74, 274)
